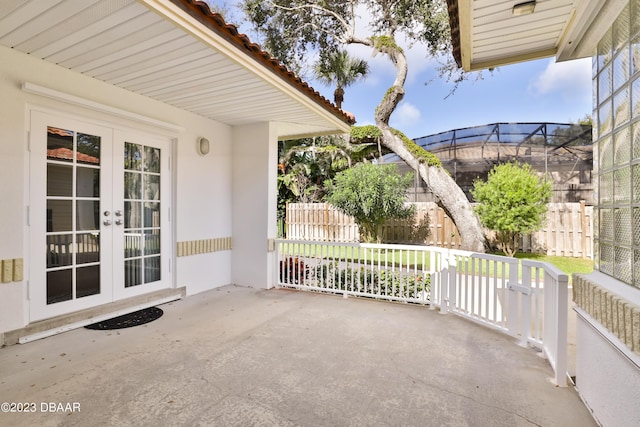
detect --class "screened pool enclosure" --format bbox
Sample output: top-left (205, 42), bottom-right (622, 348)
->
top-left (384, 122), bottom-right (593, 203)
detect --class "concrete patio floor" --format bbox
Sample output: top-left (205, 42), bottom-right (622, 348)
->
top-left (0, 284), bottom-right (595, 426)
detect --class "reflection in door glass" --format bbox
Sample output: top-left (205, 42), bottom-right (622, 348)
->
top-left (47, 164), bottom-right (73, 197)
top-left (77, 167), bottom-right (100, 197)
top-left (47, 269), bottom-right (72, 304)
top-left (47, 234), bottom-right (73, 268)
top-left (77, 133), bottom-right (101, 165)
top-left (47, 127), bottom-right (74, 162)
top-left (76, 265), bottom-right (100, 298)
top-left (124, 201), bottom-right (141, 229)
top-left (76, 200), bottom-right (100, 231)
top-left (125, 143), bottom-right (142, 171)
top-left (124, 142), bottom-right (162, 287)
top-left (124, 172), bottom-right (141, 199)
top-left (125, 259), bottom-right (142, 288)
top-left (144, 174), bottom-right (160, 200)
top-left (46, 126), bottom-right (102, 305)
top-left (144, 146), bottom-right (160, 172)
top-left (76, 233), bottom-right (100, 264)
top-left (47, 200), bottom-right (73, 232)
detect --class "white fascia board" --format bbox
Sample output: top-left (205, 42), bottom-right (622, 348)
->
top-left (557, 0), bottom-right (628, 61)
top-left (137, 0), bottom-right (351, 135)
top-left (458, 0), bottom-right (472, 71)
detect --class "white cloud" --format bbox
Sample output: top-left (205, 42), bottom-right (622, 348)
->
top-left (528, 58), bottom-right (591, 102)
top-left (390, 101), bottom-right (422, 128)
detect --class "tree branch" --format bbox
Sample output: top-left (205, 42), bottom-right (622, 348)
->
top-left (267, 1), bottom-right (354, 38)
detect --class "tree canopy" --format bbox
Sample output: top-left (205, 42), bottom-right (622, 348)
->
top-left (240, 0), bottom-right (486, 252)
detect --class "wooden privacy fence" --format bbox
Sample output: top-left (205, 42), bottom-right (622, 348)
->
top-left (285, 202), bottom-right (593, 259)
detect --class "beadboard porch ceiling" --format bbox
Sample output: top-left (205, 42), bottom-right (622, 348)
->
top-left (449, 0), bottom-right (628, 71)
top-left (0, 0), bottom-right (352, 138)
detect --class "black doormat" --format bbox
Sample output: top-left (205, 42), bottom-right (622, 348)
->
top-left (85, 307), bottom-right (163, 330)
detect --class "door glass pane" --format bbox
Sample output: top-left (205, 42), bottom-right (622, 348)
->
top-left (76, 265), bottom-right (100, 298)
top-left (47, 269), bottom-right (72, 304)
top-left (144, 202), bottom-right (160, 228)
top-left (47, 234), bottom-right (73, 268)
top-left (144, 174), bottom-right (160, 200)
top-left (47, 127), bottom-right (74, 162)
top-left (144, 230), bottom-right (161, 255)
top-left (47, 200), bottom-right (72, 232)
top-left (144, 256), bottom-right (161, 283)
top-left (125, 259), bottom-right (142, 288)
top-left (76, 233), bottom-right (100, 264)
top-left (125, 231), bottom-right (142, 258)
top-left (144, 146), bottom-right (160, 172)
top-left (76, 200), bottom-right (100, 231)
top-left (124, 201), bottom-right (141, 228)
top-left (124, 141), bottom-right (162, 288)
top-left (77, 133), bottom-right (101, 165)
top-left (45, 124), bottom-right (102, 306)
top-left (125, 143), bottom-right (142, 171)
top-left (124, 172), bottom-right (141, 199)
top-left (77, 167), bottom-right (100, 197)
top-left (47, 164), bottom-right (72, 197)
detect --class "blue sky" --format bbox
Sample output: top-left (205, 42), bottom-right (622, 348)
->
top-left (206, 1), bottom-right (593, 139)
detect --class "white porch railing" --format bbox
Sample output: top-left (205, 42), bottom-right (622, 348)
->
top-left (275, 239), bottom-right (569, 387)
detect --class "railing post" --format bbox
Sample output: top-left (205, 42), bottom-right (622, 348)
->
top-left (448, 253), bottom-right (456, 314)
top-left (274, 239), bottom-right (281, 288)
top-left (553, 272), bottom-right (569, 387)
top-left (507, 259), bottom-right (520, 338)
top-left (439, 251), bottom-right (449, 314)
top-left (519, 266), bottom-right (532, 347)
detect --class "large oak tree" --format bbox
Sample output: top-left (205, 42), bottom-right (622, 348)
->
top-left (242, 0), bottom-right (485, 251)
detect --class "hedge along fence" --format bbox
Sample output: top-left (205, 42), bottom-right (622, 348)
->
top-left (285, 201), bottom-right (594, 259)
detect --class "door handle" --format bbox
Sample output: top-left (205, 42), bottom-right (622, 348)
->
top-left (115, 210), bottom-right (123, 217)
top-left (115, 219), bottom-right (123, 226)
top-left (103, 219), bottom-right (112, 226)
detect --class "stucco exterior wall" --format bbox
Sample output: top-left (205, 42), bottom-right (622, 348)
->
top-left (231, 122), bottom-right (278, 289)
top-left (0, 44), bottom-right (234, 333)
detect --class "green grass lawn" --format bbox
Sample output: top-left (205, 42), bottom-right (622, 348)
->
top-left (512, 252), bottom-right (594, 280)
top-left (279, 242), bottom-right (594, 283)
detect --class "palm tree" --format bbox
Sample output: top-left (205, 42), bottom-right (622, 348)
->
top-left (313, 50), bottom-right (369, 109)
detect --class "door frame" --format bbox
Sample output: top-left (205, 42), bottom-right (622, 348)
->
top-left (27, 106), bottom-right (176, 323)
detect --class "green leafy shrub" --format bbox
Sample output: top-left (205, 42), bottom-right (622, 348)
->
top-left (310, 262), bottom-right (430, 301)
top-left (471, 162), bottom-right (552, 257)
top-left (325, 163), bottom-right (415, 243)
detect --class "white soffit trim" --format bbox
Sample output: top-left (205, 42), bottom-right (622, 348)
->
top-left (139, 0), bottom-right (351, 134)
top-left (22, 82), bottom-right (185, 132)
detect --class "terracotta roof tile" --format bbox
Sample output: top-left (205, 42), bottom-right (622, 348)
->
top-left (171, 0), bottom-right (356, 125)
top-left (446, 0), bottom-right (462, 68)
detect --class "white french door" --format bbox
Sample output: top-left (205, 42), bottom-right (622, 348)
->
top-left (29, 111), bottom-right (171, 321)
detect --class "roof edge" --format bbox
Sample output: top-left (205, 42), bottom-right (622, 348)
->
top-left (170, 0), bottom-right (355, 126)
top-left (446, 0), bottom-right (462, 68)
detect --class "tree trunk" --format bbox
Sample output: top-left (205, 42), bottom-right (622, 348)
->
top-left (378, 127), bottom-right (485, 252)
top-left (347, 34), bottom-right (486, 252)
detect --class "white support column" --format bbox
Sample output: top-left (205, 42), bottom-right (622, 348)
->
top-left (231, 122), bottom-right (278, 288)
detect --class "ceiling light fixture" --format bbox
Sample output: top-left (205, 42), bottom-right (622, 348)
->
top-left (512, 0), bottom-right (536, 16)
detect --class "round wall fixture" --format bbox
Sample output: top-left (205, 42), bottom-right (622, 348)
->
top-left (197, 137), bottom-right (210, 156)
